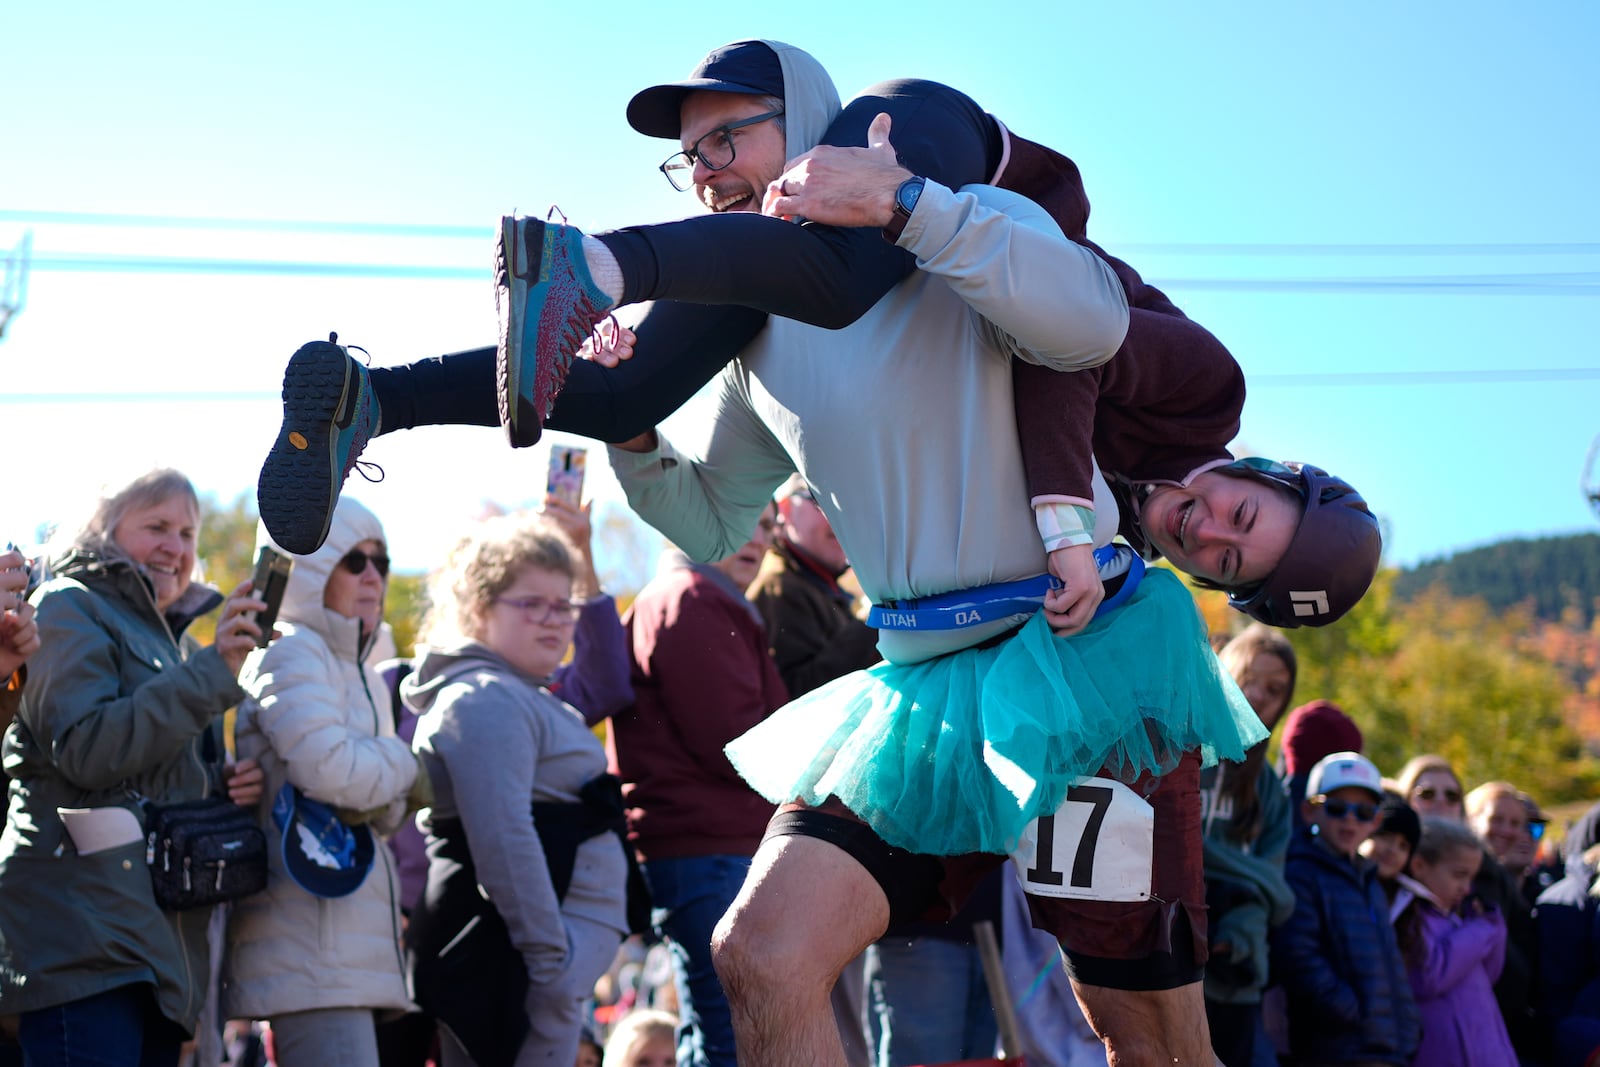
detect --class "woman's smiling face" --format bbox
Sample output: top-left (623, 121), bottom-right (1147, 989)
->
top-left (112, 494), bottom-right (199, 611)
top-left (1139, 470), bottom-right (1299, 587)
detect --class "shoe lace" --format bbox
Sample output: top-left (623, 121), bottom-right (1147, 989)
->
top-left (588, 312), bottom-right (622, 359)
top-left (332, 333), bottom-right (383, 483)
top-left (539, 205), bottom-right (603, 416)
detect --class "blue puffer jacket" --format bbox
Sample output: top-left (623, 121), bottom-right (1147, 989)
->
top-left (1273, 830), bottom-right (1420, 1065)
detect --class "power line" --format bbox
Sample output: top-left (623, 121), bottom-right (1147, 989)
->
top-left (3, 367), bottom-right (1597, 406)
top-left (23, 252), bottom-right (1600, 294)
top-left (0, 209), bottom-right (488, 240)
top-left (5, 209), bottom-right (1598, 258)
top-left (31, 253), bottom-right (478, 280)
top-left (1250, 368), bottom-right (1600, 387)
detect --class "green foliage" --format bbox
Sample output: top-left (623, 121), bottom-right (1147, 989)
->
top-left (192, 491), bottom-right (429, 655)
top-left (1396, 532), bottom-right (1600, 627)
top-left (192, 491), bottom-right (260, 645)
top-left (385, 572), bottom-right (428, 659)
top-left (1280, 573), bottom-right (1600, 803)
top-left (1201, 564), bottom-right (1600, 803)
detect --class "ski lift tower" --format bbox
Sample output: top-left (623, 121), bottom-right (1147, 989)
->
top-left (0, 231), bottom-right (30, 341)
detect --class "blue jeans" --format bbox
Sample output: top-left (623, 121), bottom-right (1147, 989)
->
top-left (640, 855), bottom-right (751, 1067)
top-left (865, 937), bottom-right (998, 1067)
top-left (17, 983), bottom-right (183, 1067)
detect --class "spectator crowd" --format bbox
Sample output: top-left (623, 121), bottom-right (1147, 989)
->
top-left (2, 468), bottom-right (1597, 1067)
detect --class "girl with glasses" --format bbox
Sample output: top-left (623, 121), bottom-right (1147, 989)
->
top-left (405, 515), bottom-right (630, 1067)
top-left (225, 495), bottom-right (425, 1067)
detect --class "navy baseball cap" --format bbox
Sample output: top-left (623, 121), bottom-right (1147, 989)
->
top-left (627, 40), bottom-right (785, 139)
top-left (271, 782), bottom-right (375, 898)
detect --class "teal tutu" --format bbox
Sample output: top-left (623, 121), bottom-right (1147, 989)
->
top-left (726, 569), bottom-right (1266, 856)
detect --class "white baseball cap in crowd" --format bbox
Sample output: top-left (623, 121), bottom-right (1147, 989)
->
top-left (1307, 750), bottom-right (1384, 801)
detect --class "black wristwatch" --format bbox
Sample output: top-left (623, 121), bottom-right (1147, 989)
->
top-left (882, 176), bottom-right (926, 243)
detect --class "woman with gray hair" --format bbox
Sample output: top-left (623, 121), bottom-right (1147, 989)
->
top-left (0, 467), bottom-right (265, 1066)
top-left (405, 514), bottom-right (629, 1067)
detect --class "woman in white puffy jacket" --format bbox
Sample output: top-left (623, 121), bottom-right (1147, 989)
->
top-left (223, 496), bottom-right (419, 1067)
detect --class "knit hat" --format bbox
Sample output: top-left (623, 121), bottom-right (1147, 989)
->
top-left (1375, 794), bottom-right (1422, 852)
top-left (1280, 699), bottom-right (1364, 777)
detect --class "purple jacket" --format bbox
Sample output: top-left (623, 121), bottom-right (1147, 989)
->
top-left (1408, 902), bottom-right (1518, 1067)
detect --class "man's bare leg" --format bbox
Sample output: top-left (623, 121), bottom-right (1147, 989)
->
top-left (1070, 978), bottom-right (1220, 1067)
top-left (711, 834), bottom-right (890, 1067)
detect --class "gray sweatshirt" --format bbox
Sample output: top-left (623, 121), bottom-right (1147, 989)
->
top-left (404, 642), bottom-right (627, 984)
top-left (608, 178), bottom-right (1129, 664)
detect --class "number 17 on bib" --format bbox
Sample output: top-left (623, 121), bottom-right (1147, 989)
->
top-left (1009, 777), bottom-right (1155, 902)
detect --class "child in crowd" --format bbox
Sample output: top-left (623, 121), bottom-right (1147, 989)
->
top-left (1275, 752), bottom-right (1419, 1066)
top-left (1362, 794), bottom-right (1423, 909)
top-left (1403, 817), bottom-right (1518, 1067)
top-left (575, 1027), bottom-right (604, 1067)
top-left (603, 1010), bottom-right (677, 1067)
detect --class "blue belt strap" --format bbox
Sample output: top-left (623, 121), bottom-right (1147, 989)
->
top-left (866, 545), bottom-right (1146, 631)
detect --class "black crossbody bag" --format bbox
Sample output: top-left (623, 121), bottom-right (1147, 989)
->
top-left (142, 729), bottom-right (268, 910)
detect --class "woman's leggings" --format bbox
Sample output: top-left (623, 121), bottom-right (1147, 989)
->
top-left (370, 79), bottom-right (1002, 443)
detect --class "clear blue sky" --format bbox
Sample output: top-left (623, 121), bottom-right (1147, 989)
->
top-left (4, 1), bottom-right (1597, 586)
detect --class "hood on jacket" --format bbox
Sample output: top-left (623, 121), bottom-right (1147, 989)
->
top-left (50, 548), bottom-right (224, 637)
top-left (257, 496), bottom-right (385, 650)
top-left (626, 39), bottom-right (840, 174)
top-left (403, 641), bottom-right (528, 717)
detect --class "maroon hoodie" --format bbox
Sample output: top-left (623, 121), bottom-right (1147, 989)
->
top-left (996, 130), bottom-right (1247, 556)
top-left (609, 552), bottom-right (788, 861)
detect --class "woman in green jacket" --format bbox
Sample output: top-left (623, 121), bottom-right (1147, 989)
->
top-left (0, 468), bottom-right (264, 1067)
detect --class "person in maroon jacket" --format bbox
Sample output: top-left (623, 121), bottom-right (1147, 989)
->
top-left (607, 502), bottom-right (786, 1067)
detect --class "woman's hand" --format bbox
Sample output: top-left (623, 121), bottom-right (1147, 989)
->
top-left (541, 496), bottom-right (601, 601)
top-left (579, 318), bottom-right (636, 368)
top-left (226, 758), bottom-right (264, 806)
top-left (0, 600), bottom-right (38, 679)
top-left (0, 551), bottom-right (38, 677)
top-left (1042, 545), bottom-right (1105, 635)
top-left (213, 580), bottom-right (266, 677)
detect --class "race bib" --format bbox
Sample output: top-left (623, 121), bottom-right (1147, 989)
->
top-left (1010, 777), bottom-right (1154, 902)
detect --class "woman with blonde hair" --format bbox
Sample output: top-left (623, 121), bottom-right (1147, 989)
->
top-left (1396, 755), bottom-right (1466, 821)
top-left (405, 514), bottom-right (629, 1067)
top-left (604, 1009), bottom-right (678, 1067)
top-left (0, 468), bottom-right (264, 1066)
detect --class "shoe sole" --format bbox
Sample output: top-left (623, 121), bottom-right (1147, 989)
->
top-left (497, 215), bottom-right (544, 449)
top-left (257, 342), bottom-right (356, 554)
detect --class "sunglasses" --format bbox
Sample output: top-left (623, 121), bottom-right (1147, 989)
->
top-left (338, 549), bottom-right (390, 578)
top-left (1313, 796), bottom-right (1378, 822)
top-left (1414, 786), bottom-right (1463, 804)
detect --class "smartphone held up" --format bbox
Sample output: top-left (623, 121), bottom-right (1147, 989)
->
top-left (249, 546), bottom-right (293, 647)
top-left (547, 446), bottom-right (587, 509)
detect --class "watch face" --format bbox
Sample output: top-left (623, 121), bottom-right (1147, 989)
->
top-left (898, 178), bottom-right (924, 215)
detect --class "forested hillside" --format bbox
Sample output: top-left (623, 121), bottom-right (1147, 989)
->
top-left (1396, 532), bottom-right (1600, 626)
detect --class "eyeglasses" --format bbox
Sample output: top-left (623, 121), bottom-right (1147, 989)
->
top-left (1312, 796), bottom-right (1378, 822)
top-left (1414, 787), bottom-right (1463, 804)
top-left (493, 595), bottom-right (578, 624)
top-left (659, 109), bottom-right (784, 192)
top-left (338, 549), bottom-right (390, 578)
